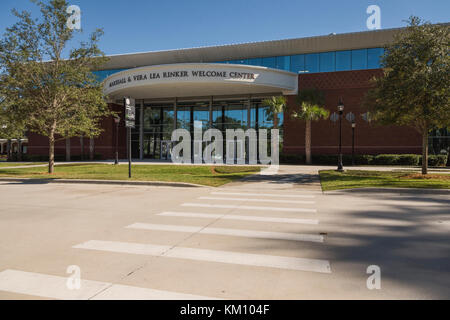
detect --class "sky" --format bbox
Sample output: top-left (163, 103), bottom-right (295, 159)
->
top-left (0, 0), bottom-right (449, 56)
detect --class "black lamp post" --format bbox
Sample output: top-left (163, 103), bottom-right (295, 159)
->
top-left (114, 116), bottom-right (120, 165)
top-left (351, 121), bottom-right (356, 166)
top-left (337, 99), bottom-right (344, 172)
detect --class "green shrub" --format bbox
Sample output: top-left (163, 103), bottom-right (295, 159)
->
top-left (280, 154), bottom-right (373, 166)
top-left (352, 155), bottom-right (374, 165)
top-left (373, 154), bottom-right (400, 165)
top-left (419, 154), bottom-right (448, 167)
top-left (280, 153), bottom-right (427, 166)
top-left (279, 154), bottom-right (305, 164)
top-left (312, 155), bottom-right (337, 165)
top-left (397, 154), bottom-right (420, 166)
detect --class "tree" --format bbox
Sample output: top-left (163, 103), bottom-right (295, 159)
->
top-left (262, 96), bottom-right (287, 129)
top-left (0, 0), bottom-right (112, 173)
top-left (364, 17), bottom-right (450, 174)
top-left (262, 96), bottom-right (287, 158)
top-left (0, 100), bottom-right (27, 161)
top-left (291, 89), bottom-right (329, 164)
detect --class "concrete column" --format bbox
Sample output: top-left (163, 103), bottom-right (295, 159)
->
top-left (89, 137), bottom-right (94, 160)
top-left (66, 138), bottom-right (71, 161)
top-left (139, 100), bottom-right (144, 160)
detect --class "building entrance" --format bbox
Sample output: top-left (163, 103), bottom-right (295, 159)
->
top-left (131, 97), bottom-right (283, 160)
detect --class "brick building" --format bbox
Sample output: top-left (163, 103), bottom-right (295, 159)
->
top-left (25, 27), bottom-right (432, 161)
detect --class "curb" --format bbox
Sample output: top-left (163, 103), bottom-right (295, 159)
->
top-left (323, 187), bottom-right (450, 195)
top-left (0, 178), bottom-right (205, 188)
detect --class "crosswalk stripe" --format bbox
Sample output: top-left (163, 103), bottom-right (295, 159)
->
top-left (73, 240), bottom-right (331, 273)
top-left (126, 223), bottom-right (324, 243)
top-left (0, 269), bottom-right (217, 300)
top-left (157, 211), bottom-right (319, 225)
top-left (182, 203), bottom-right (317, 213)
top-left (210, 192), bottom-right (315, 198)
top-left (92, 284), bottom-right (219, 300)
top-left (199, 196), bottom-right (315, 204)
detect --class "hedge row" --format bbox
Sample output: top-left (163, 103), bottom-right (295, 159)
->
top-left (280, 153), bottom-right (448, 167)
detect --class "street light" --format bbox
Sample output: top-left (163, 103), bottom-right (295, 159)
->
top-left (114, 116), bottom-right (120, 165)
top-left (337, 99), bottom-right (344, 172)
top-left (352, 121), bottom-right (356, 166)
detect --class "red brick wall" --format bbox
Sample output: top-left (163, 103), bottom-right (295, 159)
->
top-left (283, 70), bottom-right (422, 155)
top-left (27, 103), bottom-right (128, 160)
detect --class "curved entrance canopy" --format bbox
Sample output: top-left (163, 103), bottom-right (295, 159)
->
top-left (103, 63), bottom-right (298, 100)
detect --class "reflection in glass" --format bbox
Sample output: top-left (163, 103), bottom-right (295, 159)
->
top-left (336, 50), bottom-right (351, 71)
top-left (290, 54), bottom-right (305, 73)
top-left (319, 52), bottom-right (335, 72)
top-left (305, 54), bottom-right (319, 73)
top-left (368, 48), bottom-right (384, 69)
top-left (352, 49), bottom-right (368, 70)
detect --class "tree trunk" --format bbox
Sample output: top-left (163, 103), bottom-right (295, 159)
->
top-left (421, 131), bottom-right (428, 175)
top-left (273, 113), bottom-right (278, 130)
top-left (6, 139), bottom-right (11, 161)
top-left (80, 135), bottom-right (84, 161)
top-left (305, 120), bottom-right (312, 165)
top-left (49, 132), bottom-right (55, 174)
top-left (66, 138), bottom-right (71, 162)
top-left (89, 137), bottom-right (94, 161)
top-left (17, 139), bottom-right (22, 162)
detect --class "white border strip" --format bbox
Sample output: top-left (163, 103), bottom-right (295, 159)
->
top-left (73, 240), bottom-right (331, 273)
top-left (0, 269), bottom-right (217, 300)
top-left (211, 192), bottom-right (315, 198)
top-left (157, 211), bottom-right (319, 225)
top-left (182, 203), bottom-right (317, 213)
top-left (126, 223), bottom-right (324, 243)
top-left (199, 196), bottom-right (315, 204)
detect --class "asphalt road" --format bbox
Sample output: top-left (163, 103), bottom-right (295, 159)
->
top-left (0, 166), bottom-right (448, 300)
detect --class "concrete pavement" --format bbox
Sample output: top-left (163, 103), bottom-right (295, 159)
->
top-left (0, 165), bottom-right (448, 299)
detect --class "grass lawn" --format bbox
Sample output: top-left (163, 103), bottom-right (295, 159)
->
top-left (320, 170), bottom-right (450, 191)
top-left (0, 163), bottom-right (262, 187)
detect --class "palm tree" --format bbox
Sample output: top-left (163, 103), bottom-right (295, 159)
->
top-left (292, 89), bottom-right (329, 165)
top-left (262, 96), bottom-right (287, 158)
top-left (262, 96), bottom-right (287, 129)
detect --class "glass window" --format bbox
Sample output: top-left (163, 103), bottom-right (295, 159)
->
top-left (224, 104), bottom-right (246, 129)
top-left (193, 103), bottom-right (210, 130)
top-left (290, 54), bottom-right (305, 73)
top-left (162, 109), bottom-right (174, 134)
top-left (92, 69), bottom-right (127, 82)
top-left (261, 57), bottom-right (276, 69)
top-left (143, 107), bottom-right (161, 130)
top-left (305, 54), bottom-right (319, 73)
top-left (248, 58), bottom-right (262, 66)
top-left (367, 48), bottom-right (384, 69)
top-left (352, 49), bottom-right (368, 70)
top-left (276, 56), bottom-right (290, 71)
top-left (232, 59), bottom-right (249, 65)
top-left (176, 106), bottom-right (191, 130)
top-left (335, 51), bottom-right (351, 71)
top-left (258, 102), bottom-right (274, 129)
top-left (319, 52), bottom-right (335, 72)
